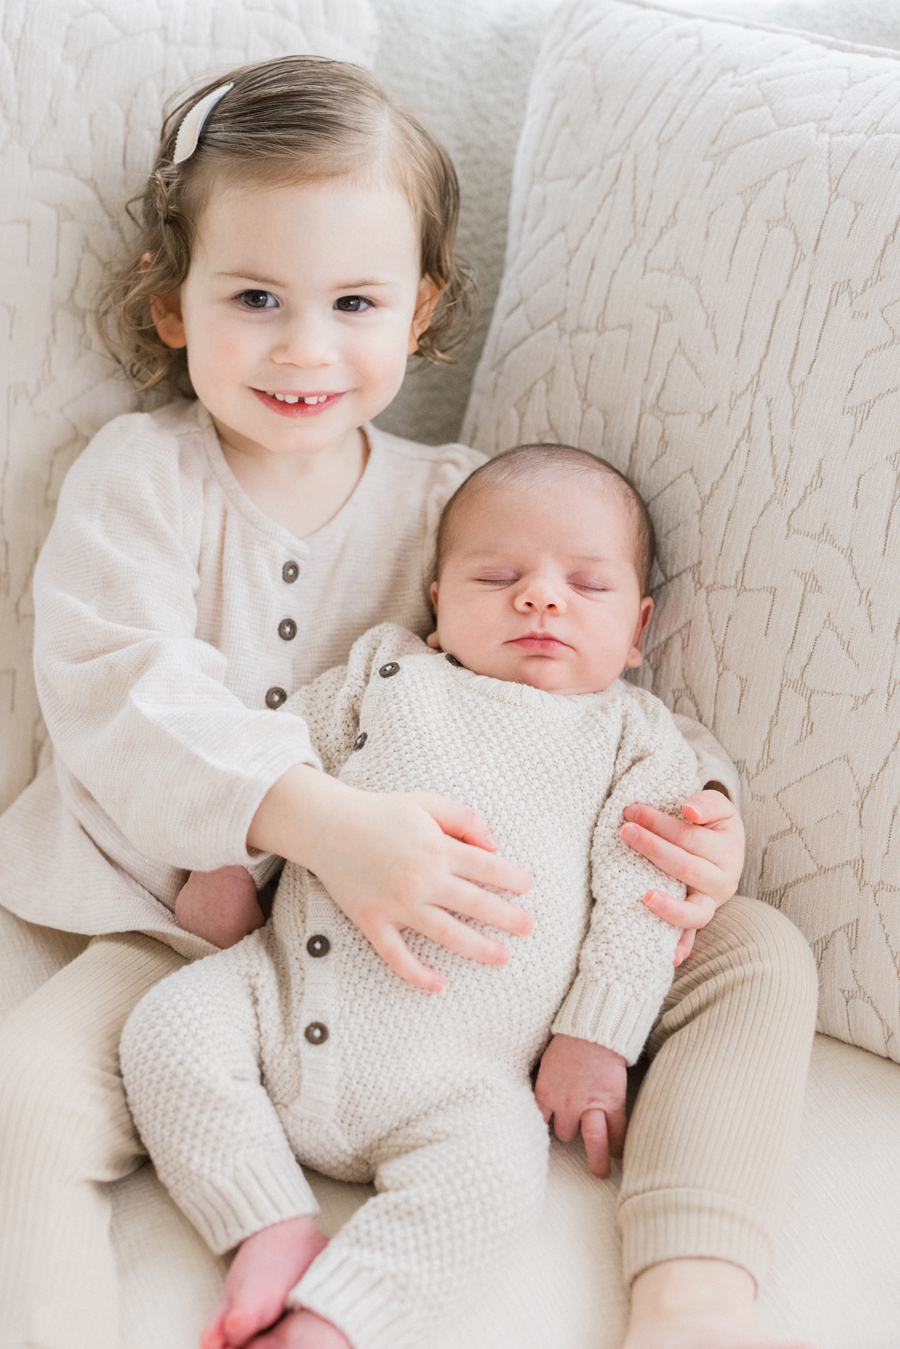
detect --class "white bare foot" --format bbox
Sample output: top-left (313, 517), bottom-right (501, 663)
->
top-left (201, 1216), bottom-right (329, 1349)
top-left (176, 865), bottom-right (264, 948)
top-left (623, 1260), bottom-right (818, 1349)
top-left (250, 1308), bottom-right (353, 1348)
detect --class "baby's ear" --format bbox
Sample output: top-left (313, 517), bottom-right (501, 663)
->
top-left (624, 595), bottom-right (654, 669)
top-left (426, 580), bottom-right (442, 648)
top-left (408, 277), bottom-right (442, 355)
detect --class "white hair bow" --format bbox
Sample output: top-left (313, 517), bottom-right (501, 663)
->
top-left (172, 83), bottom-right (234, 164)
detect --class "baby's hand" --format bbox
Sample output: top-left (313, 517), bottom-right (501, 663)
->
top-left (175, 865), bottom-right (265, 948)
top-left (534, 1033), bottom-right (627, 1178)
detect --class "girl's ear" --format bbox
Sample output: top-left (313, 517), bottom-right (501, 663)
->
top-left (408, 277), bottom-right (442, 355)
top-left (150, 293), bottom-right (187, 350)
top-left (624, 595), bottom-right (654, 669)
top-left (141, 252), bottom-right (187, 349)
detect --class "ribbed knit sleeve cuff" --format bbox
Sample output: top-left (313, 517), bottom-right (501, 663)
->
top-left (290, 1245), bottom-right (421, 1349)
top-left (551, 975), bottom-right (665, 1065)
top-left (171, 1152), bottom-right (319, 1256)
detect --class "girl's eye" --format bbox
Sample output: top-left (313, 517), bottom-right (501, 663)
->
top-left (238, 290), bottom-right (277, 310)
top-left (475, 575), bottom-right (517, 587)
top-left (334, 295), bottom-right (373, 313)
top-left (571, 580), bottom-right (607, 593)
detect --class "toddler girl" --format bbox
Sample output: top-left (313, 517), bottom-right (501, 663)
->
top-left (0, 55), bottom-right (815, 1349)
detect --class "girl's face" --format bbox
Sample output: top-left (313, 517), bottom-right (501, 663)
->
top-left (152, 174), bottom-right (436, 465)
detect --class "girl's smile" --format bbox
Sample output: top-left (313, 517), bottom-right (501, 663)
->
top-left (252, 389), bottom-right (345, 417)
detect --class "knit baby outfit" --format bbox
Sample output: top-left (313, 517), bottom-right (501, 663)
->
top-left (121, 623), bottom-right (699, 1349)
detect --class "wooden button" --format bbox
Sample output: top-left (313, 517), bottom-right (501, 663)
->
top-left (353, 732), bottom-right (368, 751)
top-left (265, 687), bottom-right (287, 709)
top-left (282, 560), bottom-right (299, 583)
top-left (378, 662), bottom-right (400, 678)
top-left (278, 618), bottom-right (297, 641)
top-left (304, 1022), bottom-right (328, 1044)
top-left (306, 934), bottom-right (331, 958)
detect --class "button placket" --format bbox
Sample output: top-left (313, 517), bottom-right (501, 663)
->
top-left (297, 883), bottom-right (337, 1122)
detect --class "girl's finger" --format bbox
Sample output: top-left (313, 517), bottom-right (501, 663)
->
top-left (447, 837), bottom-right (534, 896)
top-left (413, 902), bottom-right (512, 965)
top-left (621, 802), bottom-right (728, 860)
top-left (580, 1108), bottom-right (611, 1178)
top-left (438, 867), bottom-right (534, 934)
top-left (620, 823), bottom-right (722, 893)
top-left (643, 889), bottom-right (717, 930)
top-left (673, 926), bottom-right (697, 966)
top-left (418, 793), bottom-right (500, 850)
top-left (366, 924), bottom-right (446, 992)
top-left (681, 788), bottom-right (737, 826)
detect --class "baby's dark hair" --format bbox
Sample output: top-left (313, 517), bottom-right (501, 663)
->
top-left (435, 444), bottom-right (657, 596)
top-left (99, 55), bottom-right (477, 396)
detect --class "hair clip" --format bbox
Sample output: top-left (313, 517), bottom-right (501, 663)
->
top-left (172, 82), bottom-right (234, 164)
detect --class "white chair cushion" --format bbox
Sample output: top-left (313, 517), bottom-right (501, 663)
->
top-left (463, 0), bottom-right (900, 1063)
top-left (0, 0), bottom-right (376, 820)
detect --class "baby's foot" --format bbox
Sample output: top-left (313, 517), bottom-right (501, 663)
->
top-left (201, 1216), bottom-right (329, 1349)
top-left (176, 865), bottom-right (264, 948)
top-left (250, 1309), bottom-right (353, 1348)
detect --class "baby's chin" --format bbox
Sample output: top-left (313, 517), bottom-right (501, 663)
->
top-left (462, 652), bottom-right (621, 696)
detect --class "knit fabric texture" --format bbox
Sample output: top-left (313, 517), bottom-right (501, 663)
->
top-left (122, 623), bottom-right (698, 1349)
top-left (0, 400), bottom-right (483, 955)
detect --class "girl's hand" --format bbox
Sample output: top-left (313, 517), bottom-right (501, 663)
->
top-left (619, 789), bottom-right (745, 966)
top-left (534, 1034), bottom-right (627, 1179)
top-left (249, 765), bottom-right (534, 990)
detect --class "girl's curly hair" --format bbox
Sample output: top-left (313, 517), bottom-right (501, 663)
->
top-left (99, 55), bottom-right (478, 395)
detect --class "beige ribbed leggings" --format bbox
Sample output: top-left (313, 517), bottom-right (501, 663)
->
top-left (0, 895), bottom-right (817, 1349)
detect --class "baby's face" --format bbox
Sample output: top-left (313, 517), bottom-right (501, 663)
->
top-left (430, 477), bottom-right (653, 695)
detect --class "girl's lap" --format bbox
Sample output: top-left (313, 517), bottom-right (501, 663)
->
top-left (0, 901), bottom-right (88, 1026)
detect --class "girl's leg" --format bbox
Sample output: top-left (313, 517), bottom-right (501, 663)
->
top-left (0, 902), bottom-right (89, 1024)
top-left (0, 930), bottom-right (185, 1349)
top-left (617, 896), bottom-right (819, 1349)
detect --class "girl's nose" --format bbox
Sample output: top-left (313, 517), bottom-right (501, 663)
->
top-left (270, 313), bottom-right (336, 368)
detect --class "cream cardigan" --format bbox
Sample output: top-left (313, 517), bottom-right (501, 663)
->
top-left (0, 399), bottom-right (738, 959)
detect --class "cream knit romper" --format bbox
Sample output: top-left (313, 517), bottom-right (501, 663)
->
top-left (121, 623), bottom-right (699, 1349)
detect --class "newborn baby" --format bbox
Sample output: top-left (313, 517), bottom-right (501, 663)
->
top-left (121, 445), bottom-right (699, 1349)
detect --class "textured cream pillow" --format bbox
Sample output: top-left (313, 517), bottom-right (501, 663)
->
top-left (464, 0), bottom-right (900, 1061)
top-left (0, 0), bottom-right (377, 817)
